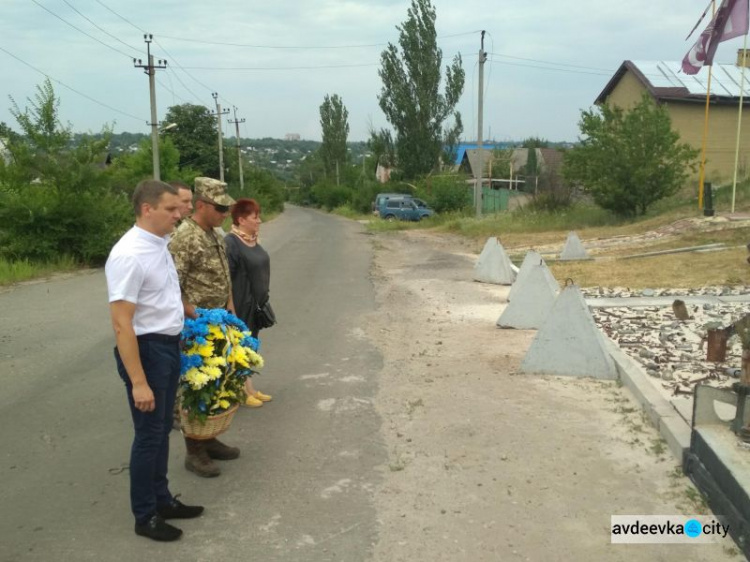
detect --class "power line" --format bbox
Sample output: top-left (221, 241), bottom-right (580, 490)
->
top-left (0, 44), bottom-right (145, 123)
top-left (156, 76), bottom-right (190, 105)
top-left (60, 0), bottom-right (144, 55)
top-left (487, 56), bottom-right (612, 77)
top-left (154, 30), bottom-right (480, 49)
top-left (86, 1), bottom-right (228, 110)
top-left (489, 51), bottom-right (613, 73)
top-left (154, 39), bottom-right (213, 91)
top-left (180, 62), bottom-right (379, 71)
top-left (94, 0), bottom-right (145, 33)
top-left (165, 67), bottom-right (206, 105)
top-left (28, 0), bottom-right (135, 60)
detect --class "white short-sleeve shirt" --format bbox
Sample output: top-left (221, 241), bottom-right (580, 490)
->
top-left (105, 226), bottom-right (184, 336)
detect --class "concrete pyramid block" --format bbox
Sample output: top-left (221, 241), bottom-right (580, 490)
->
top-left (497, 260), bottom-right (559, 329)
top-left (520, 284), bottom-right (617, 379)
top-left (473, 237), bottom-right (516, 285)
top-left (507, 251), bottom-right (557, 302)
top-left (559, 231), bottom-right (591, 261)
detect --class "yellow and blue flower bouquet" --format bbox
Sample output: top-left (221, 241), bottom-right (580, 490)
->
top-left (179, 308), bottom-right (263, 437)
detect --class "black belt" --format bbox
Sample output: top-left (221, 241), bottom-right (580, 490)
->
top-left (137, 333), bottom-right (181, 343)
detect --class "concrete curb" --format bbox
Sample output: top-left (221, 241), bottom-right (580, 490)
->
top-left (605, 339), bottom-right (692, 463)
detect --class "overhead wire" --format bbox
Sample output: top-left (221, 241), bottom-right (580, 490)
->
top-left (179, 62), bottom-right (379, 71)
top-left (28, 0), bottom-right (136, 60)
top-left (60, 0), bottom-right (144, 55)
top-left (94, 0), bottom-right (145, 33)
top-left (88, 0), bottom-right (221, 109)
top-left (0, 44), bottom-right (145, 123)
top-left (487, 56), bottom-right (613, 77)
top-left (489, 52), bottom-right (613, 73)
top-left (153, 30), bottom-right (480, 50)
top-left (165, 67), bottom-right (206, 105)
top-left (153, 38), bottom-right (226, 107)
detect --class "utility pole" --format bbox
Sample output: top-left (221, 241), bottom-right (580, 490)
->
top-left (133, 34), bottom-right (167, 181)
top-left (475, 30), bottom-right (487, 218)
top-left (228, 106), bottom-right (246, 191)
top-left (211, 93), bottom-right (230, 182)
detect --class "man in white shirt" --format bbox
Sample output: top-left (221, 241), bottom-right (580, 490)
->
top-left (105, 179), bottom-right (203, 542)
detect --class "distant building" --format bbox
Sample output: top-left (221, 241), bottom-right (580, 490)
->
top-left (285, 133), bottom-right (301, 141)
top-left (376, 163), bottom-right (392, 183)
top-left (596, 58), bottom-right (750, 182)
top-left (0, 138), bottom-right (10, 165)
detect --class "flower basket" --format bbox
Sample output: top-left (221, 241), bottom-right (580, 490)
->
top-left (179, 308), bottom-right (263, 428)
top-left (180, 404), bottom-right (239, 440)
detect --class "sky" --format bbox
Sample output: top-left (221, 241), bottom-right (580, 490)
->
top-left (0, 0), bottom-right (747, 143)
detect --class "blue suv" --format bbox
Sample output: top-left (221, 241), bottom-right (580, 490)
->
top-left (378, 196), bottom-right (434, 221)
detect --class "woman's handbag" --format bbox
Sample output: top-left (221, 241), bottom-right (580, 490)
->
top-left (254, 300), bottom-right (277, 329)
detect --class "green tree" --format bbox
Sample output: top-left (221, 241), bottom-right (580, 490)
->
top-left (521, 137), bottom-right (547, 178)
top-left (319, 94), bottom-right (349, 180)
top-left (378, 0), bottom-right (465, 179)
top-left (162, 103), bottom-right (219, 177)
top-left (107, 136), bottom-right (199, 195)
top-left (367, 127), bottom-right (396, 169)
top-left (0, 79), bottom-right (131, 263)
top-left (491, 147), bottom-right (514, 179)
top-left (521, 136), bottom-right (549, 149)
top-left (563, 94), bottom-right (698, 217)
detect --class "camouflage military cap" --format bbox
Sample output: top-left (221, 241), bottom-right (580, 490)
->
top-left (194, 177), bottom-right (236, 206)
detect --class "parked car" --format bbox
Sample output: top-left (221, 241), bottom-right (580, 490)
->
top-left (373, 192), bottom-right (411, 217)
top-left (377, 196), bottom-right (435, 221)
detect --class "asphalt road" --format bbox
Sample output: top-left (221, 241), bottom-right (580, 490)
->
top-left (0, 205), bottom-right (385, 562)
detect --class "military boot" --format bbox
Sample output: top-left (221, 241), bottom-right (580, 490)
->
top-left (184, 437), bottom-right (220, 478)
top-left (204, 438), bottom-right (240, 460)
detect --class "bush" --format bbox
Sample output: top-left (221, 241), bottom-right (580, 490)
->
top-left (0, 182), bottom-right (131, 264)
top-left (563, 93), bottom-right (698, 217)
top-left (229, 165), bottom-right (286, 215)
top-left (416, 173), bottom-right (471, 213)
top-left (0, 79), bottom-right (132, 264)
top-left (311, 182), bottom-right (353, 210)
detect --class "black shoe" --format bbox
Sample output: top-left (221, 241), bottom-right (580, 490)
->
top-left (157, 495), bottom-right (205, 519)
top-left (134, 513), bottom-right (183, 541)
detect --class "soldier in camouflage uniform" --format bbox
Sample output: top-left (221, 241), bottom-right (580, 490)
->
top-left (169, 177), bottom-right (238, 478)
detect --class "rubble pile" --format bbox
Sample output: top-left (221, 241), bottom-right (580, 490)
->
top-left (583, 286), bottom-right (750, 396)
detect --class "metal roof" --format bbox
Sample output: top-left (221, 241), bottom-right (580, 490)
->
top-left (596, 60), bottom-right (750, 105)
top-left (631, 60), bottom-right (750, 97)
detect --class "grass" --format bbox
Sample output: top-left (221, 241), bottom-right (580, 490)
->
top-left (0, 255), bottom-right (79, 286)
top-left (360, 178), bottom-right (750, 288)
top-left (549, 248), bottom-right (749, 288)
top-left (330, 206), bottom-right (372, 220)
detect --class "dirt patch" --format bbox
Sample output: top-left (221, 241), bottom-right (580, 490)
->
top-left (366, 231), bottom-right (741, 561)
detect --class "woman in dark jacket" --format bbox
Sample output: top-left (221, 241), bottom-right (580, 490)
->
top-left (225, 198), bottom-right (272, 408)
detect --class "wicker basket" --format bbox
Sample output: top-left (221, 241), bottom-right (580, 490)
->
top-left (180, 404), bottom-right (239, 440)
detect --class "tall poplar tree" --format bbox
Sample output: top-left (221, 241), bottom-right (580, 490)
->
top-left (378, 0), bottom-right (464, 179)
top-left (319, 94), bottom-right (349, 178)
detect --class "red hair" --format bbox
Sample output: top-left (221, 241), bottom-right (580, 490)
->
top-left (231, 198), bottom-right (261, 225)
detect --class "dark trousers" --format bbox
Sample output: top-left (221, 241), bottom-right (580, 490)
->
top-left (114, 334), bottom-right (180, 524)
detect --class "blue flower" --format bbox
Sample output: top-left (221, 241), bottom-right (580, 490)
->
top-left (240, 335), bottom-right (260, 351)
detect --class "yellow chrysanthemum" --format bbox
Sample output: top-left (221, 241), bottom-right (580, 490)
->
top-left (200, 365), bottom-right (222, 380)
top-left (196, 342), bottom-right (214, 357)
top-left (204, 356), bottom-right (227, 368)
top-left (207, 325), bottom-right (225, 340)
top-left (184, 367), bottom-right (210, 390)
top-left (226, 328), bottom-right (243, 347)
top-left (247, 349), bottom-right (264, 369)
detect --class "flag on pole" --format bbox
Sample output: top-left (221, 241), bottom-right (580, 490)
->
top-left (682, 0), bottom-right (750, 75)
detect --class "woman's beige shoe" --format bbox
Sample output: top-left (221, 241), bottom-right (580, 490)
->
top-left (245, 394), bottom-right (263, 408)
top-left (253, 390), bottom-right (272, 402)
